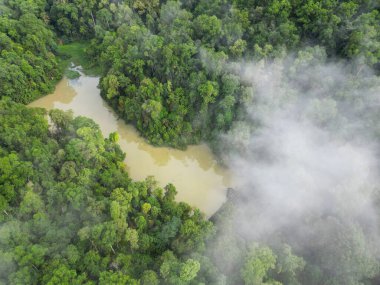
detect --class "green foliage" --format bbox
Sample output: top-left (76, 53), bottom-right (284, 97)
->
top-left (84, 2), bottom-right (250, 148)
top-left (160, 251), bottom-right (201, 285)
top-left (275, 245), bottom-right (305, 285)
top-left (57, 42), bottom-right (100, 75)
top-left (241, 244), bottom-right (278, 285)
top-left (53, 0), bottom-right (376, 150)
top-left (0, 100), bottom-right (214, 284)
top-left (2, 0), bottom-right (377, 141)
top-left (0, 1), bottom-right (61, 103)
top-left (65, 69), bottom-right (81, 79)
top-left (1, 1), bottom-right (380, 285)
top-left (140, 270), bottom-right (159, 285)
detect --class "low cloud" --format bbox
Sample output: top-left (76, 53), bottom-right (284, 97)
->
top-left (213, 49), bottom-right (380, 282)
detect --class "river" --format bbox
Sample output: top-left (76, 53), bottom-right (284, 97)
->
top-left (29, 72), bottom-right (230, 216)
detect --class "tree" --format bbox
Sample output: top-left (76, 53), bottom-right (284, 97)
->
top-left (241, 244), bottom-right (279, 285)
top-left (275, 245), bottom-right (305, 285)
top-left (193, 15), bottom-right (222, 47)
top-left (141, 270), bottom-right (159, 285)
top-left (179, 259), bottom-right (201, 283)
top-left (99, 271), bottom-right (138, 285)
top-left (160, 251), bottom-right (201, 285)
top-left (43, 264), bottom-right (88, 285)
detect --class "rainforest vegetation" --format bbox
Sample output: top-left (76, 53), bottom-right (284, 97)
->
top-left (0, 0), bottom-right (380, 284)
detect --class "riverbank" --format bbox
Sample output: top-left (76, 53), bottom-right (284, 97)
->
top-left (29, 71), bottom-right (231, 216)
top-left (57, 41), bottom-right (102, 77)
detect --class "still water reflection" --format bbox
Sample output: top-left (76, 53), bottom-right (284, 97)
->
top-left (29, 73), bottom-right (230, 216)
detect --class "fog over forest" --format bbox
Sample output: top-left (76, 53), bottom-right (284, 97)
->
top-left (212, 53), bottom-right (380, 283)
top-left (0, 0), bottom-right (380, 284)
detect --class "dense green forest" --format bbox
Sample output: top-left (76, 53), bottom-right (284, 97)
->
top-left (0, 0), bottom-right (60, 103)
top-left (1, 0), bottom-right (379, 147)
top-left (0, 99), bottom-right (216, 284)
top-left (1, 0), bottom-right (380, 284)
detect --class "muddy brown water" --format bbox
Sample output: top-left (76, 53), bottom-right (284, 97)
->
top-left (29, 73), bottom-right (231, 216)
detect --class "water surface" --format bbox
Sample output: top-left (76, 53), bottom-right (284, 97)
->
top-left (29, 73), bottom-right (230, 216)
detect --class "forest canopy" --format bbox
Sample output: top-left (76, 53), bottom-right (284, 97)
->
top-left (1, 0), bottom-right (379, 146)
top-left (0, 0), bottom-right (380, 284)
top-left (0, 0), bottom-right (60, 103)
top-left (0, 99), bottom-right (215, 284)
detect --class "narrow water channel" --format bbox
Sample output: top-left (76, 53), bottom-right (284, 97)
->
top-left (29, 72), bottom-right (230, 216)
